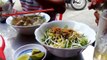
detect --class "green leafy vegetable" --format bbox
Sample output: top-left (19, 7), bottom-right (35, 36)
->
top-left (41, 26), bottom-right (88, 48)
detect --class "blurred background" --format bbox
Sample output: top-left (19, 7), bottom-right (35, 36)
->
top-left (59, 0), bottom-right (97, 31)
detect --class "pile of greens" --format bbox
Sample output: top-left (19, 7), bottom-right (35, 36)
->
top-left (41, 26), bottom-right (88, 48)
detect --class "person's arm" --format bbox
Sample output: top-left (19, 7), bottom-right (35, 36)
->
top-left (88, 0), bottom-right (105, 9)
top-left (36, 0), bottom-right (66, 14)
top-left (88, 0), bottom-right (106, 25)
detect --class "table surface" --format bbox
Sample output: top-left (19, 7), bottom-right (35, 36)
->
top-left (0, 23), bottom-right (95, 60)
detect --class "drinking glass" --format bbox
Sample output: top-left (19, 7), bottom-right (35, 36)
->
top-left (93, 10), bottom-right (107, 60)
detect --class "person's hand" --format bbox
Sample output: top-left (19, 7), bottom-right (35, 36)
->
top-left (94, 10), bottom-right (99, 25)
top-left (36, 0), bottom-right (66, 14)
top-left (88, 0), bottom-right (105, 9)
top-left (88, 0), bottom-right (105, 25)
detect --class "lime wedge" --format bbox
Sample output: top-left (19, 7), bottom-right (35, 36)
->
top-left (30, 52), bottom-right (45, 60)
top-left (32, 49), bottom-right (41, 55)
top-left (17, 54), bottom-right (29, 60)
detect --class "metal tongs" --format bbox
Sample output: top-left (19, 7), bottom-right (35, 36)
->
top-left (0, 35), bottom-right (6, 60)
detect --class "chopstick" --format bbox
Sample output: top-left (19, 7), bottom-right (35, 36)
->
top-left (2, 8), bottom-right (54, 16)
top-left (59, 14), bottom-right (63, 20)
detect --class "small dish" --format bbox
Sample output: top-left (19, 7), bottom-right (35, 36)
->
top-left (13, 44), bottom-right (47, 60)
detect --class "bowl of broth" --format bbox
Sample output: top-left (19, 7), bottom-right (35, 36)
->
top-left (6, 12), bottom-right (50, 35)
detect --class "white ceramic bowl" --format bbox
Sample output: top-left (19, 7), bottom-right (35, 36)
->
top-left (6, 12), bottom-right (50, 35)
top-left (13, 44), bottom-right (47, 60)
top-left (34, 21), bottom-right (96, 58)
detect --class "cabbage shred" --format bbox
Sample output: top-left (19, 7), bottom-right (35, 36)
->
top-left (41, 27), bottom-right (88, 48)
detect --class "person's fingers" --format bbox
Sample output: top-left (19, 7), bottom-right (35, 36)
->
top-left (88, 0), bottom-right (97, 9)
top-left (94, 11), bottom-right (100, 25)
top-left (88, 3), bottom-right (92, 9)
top-left (92, 0), bottom-right (97, 5)
top-left (94, 11), bottom-right (100, 20)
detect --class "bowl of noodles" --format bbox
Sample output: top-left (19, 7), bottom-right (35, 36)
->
top-left (34, 20), bottom-right (96, 57)
top-left (6, 12), bottom-right (50, 35)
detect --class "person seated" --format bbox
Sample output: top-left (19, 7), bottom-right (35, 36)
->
top-left (12, 0), bottom-right (66, 21)
top-left (0, 0), bottom-right (66, 23)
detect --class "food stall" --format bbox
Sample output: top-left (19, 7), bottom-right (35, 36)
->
top-left (0, 0), bottom-right (97, 60)
top-left (0, 22), bottom-right (95, 60)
